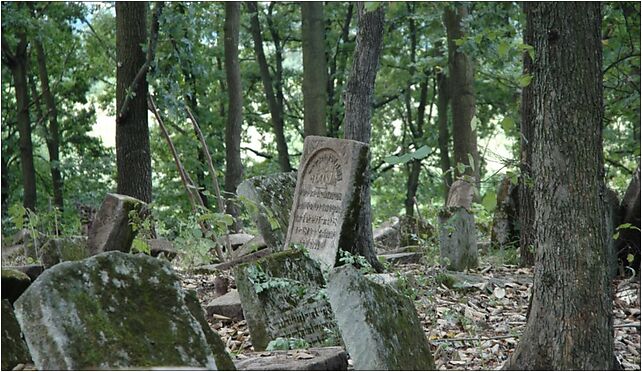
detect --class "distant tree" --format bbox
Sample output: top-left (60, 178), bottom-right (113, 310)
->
top-left (326, 3), bottom-right (354, 137)
top-left (115, 2), bottom-right (152, 202)
top-left (435, 40), bottom-right (453, 203)
top-left (504, 3), bottom-right (614, 369)
top-left (224, 1), bottom-right (243, 232)
top-left (343, 2), bottom-right (386, 272)
top-left (301, 1), bottom-right (327, 137)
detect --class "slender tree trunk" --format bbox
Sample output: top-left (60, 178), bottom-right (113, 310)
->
top-left (34, 39), bottom-right (63, 210)
top-left (246, 1), bottom-right (292, 172)
top-left (327, 3), bottom-right (353, 138)
top-left (224, 1), bottom-right (243, 232)
top-left (343, 2), bottom-right (385, 273)
top-left (504, 3), bottom-right (614, 369)
top-left (437, 70), bottom-right (452, 204)
top-left (444, 4), bottom-right (479, 185)
top-left (519, 2), bottom-right (535, 267)
top-left (302, 1), bottom-right (327, 137)
top-left (116, 2), bottom-right (152, 202)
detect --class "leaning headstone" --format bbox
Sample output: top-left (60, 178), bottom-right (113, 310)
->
top-left (237, 172), bottom-right (297, 250)
top-left (439, 180), bottom-right (478, 271)
top-left (373, 216), bottom-right (400, 253)
top-left (14, 251), bottom-right (220, 370)
top-left (235, 249), bottom-right (340, 351)
top-left (1, 300), bottom-right (32, 370)
top-left (283, 136), bottom-right (369, 270)
top-left (87, 193), bottom-right (146, 255)
top-left (326, 265), bottom-right (435, 370)
top-left (38, 236), bottom-right (89, 268)
top-left (206, 289), bottom-right (244, 321)
top-left (490, 177), bottom-right (519, 249)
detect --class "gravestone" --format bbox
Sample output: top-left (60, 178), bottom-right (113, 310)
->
top-left (1, 300), bottom-right (32, 370)
top-left (38, 236), bottom-right (89, 268)
top-left (88, 193), bottom-right (146, 255)
top-left (439, 180), bottom-right (478, 271)
top-left (490, 177), bottom-right (519, 249)
top-left (234, 250), bottom-right (340, 351)
top-left (283, 136), bottom-right (369, 270)
top-left (326, 265), bottom-right (435, 370)
top-left (373, 216), bottom-right (400, 253)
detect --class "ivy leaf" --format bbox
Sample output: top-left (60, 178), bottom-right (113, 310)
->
top-left (518, 74), bottom-right (533, 87)
top-left (501, 117), bottom-right (515, 133)
top-left (411, 145), bottom-right (430, 160)
top-left (497, 41), bottom-right (510, 58)
top-left (482, 191), bottom-right (497, 213)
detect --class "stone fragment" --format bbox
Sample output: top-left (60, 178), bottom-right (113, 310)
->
top-left (234, 347), bottom-right (348, 371)
top-left (447, 180), bottom-right (476, 210)
top-left (373, 217), bottom-right (400, 253)
top-left (206, 289), bottom-right (244, 321)
top-left (87, 193), bottom-right (146, 255)
top-left (237, 172), bottom-right (297, 250)
top-left (1, 300), bottom-right (32, 370)
top-left (232, 236), bottom-right (267, 259)
top-left (399, 215), bottom-right (434, 247)
top-left (284, 136), bottom-right (369, 270)
top-left (2, 265), bottom-right (44, 282)
top-left (38, 236), bottom-right (89, 268)
top-left (378, 252), bottom-right (423, 265)
top-left (490, 177), bottom-right (519, 249)
top-left (220, 233), bottom-right (255, 249)
top-left (438, 207), bottom-right (478, 271)
top-left (235, 250), bottom-right (339, 350)
top-left (326, 265), bottom-right (435, 370)
top-left (1, 269), bottom-right (31, 304)
top-left (14, 251), bottom-right (219, 370)
top-left (146, 238), bottom-right (178, 260)
top-left (616, 163), bottom-right (640, 272)
top-left (195, 248), bottom-right (274, 273)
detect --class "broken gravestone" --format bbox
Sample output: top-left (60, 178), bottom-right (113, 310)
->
top-left (283, 136), bottom-right (369, 270)
top-left (490, 177), bottom-right (519, 249)
top-left (2, 300), bottom-right (31, 370)
top-left (87, 193), bottom-right (146, 255)
top-left (14, 251), bottom-right (222, 370)
top-left (373, 217), bottom-right (401, 253)
top-left (326, 265), bottom-right (435, 370)
top-left (235, 249), bottom-right (340, 351)
top-left (439, 180), bottom-right (478, 271)
top-left (39, 236), bottom-right (89, 268)
top-left (237, 172), bottom-right (297, 250)
top-left (1, 269), bottom-right (31, 304)
top-left (234, 347), bottom-right (348, 371)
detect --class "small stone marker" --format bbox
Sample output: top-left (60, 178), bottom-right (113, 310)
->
top-left (206, 289), bottom-right (244, 321)
top-left (235, 249), bottom-right (340, 351)
top-left (234, 347), bottom-right (348, 371)
top-left (39, 236), bottom-right (89, 268)
top-left (439, 180), bottom-right (478, 271)
top-left (326, 265), bottom-right (435, 370)
top-left (490, 177), bottom-right (519, 249)
top-left (88, 193), bottom-right (146, 255)
top-left (284, 136), bottom-right (369, 270)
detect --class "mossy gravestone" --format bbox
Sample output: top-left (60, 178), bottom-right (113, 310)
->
top-left (439, 180), bottom-right (478, 271)
top-left (283, 136), bottom-right (369, 270)
top-left (88, 193), bottom-right (146, 255)
top-left (326, 265), bottom-right (435, 370)
top-left (14, 251), bottom-right (224, 370)
top-left (235, 249), bottom-right (340, 351)
top-left (2, 300), bottom-right (31, 370)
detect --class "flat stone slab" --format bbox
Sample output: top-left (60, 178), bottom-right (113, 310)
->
top-left (234, 347), bottom-right (348, 371)
top-left (284, 136), bottom-right (369, 270)
top-left (2, 265), bottom-right (44, 282)
top-left (88, 193), bottom-right (146, 255)
top-left (206, 289), bottom-right (244, 321)
top-left (327, 265), bottom-right (435, 370)
top-left (378, 252), bottom-right (423, 265)
top-left (438, 207), bottom-right (478, 271)
top-left (195, 248), bottom-right (273, 273)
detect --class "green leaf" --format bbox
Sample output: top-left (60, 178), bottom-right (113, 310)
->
top-left (518, 74), bottom-right (533, 88)
top-left (364, 2), bottom-right (380, 12)
top-left (482, 192), bottom-right (497, 212)
top-left (384, 153), bottom-right (413, 165)
top-left (497, 41), bottom-right (510, 58)
top-left (221, 214), bottom-right (234, 226)
top-left (454, 38), bottom-right (466, 46)
top-left (131, 238), bottom-right (151, 254)
top-left (456, 162), bottom-right (466, 175)
top-left (627, 254), bottom-right (635, 263)
top-left (470, 116), bottom-right (481, 131)
top-left (519, 43), bottom-right (535, 60)
top-left (191, 227), bottom-right (202, 239)
top-left (501, 117), bottom-right (515, 133)
top-left (411, 145), bottom-right (430, 160)
top-left (467, 153), bottom-right (475, 173)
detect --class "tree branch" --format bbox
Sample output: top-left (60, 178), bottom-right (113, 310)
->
top-left (241, 146), bottom-right (273, 159)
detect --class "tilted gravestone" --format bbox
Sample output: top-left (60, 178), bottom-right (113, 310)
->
top-left (490, 177), bottom-right (519, 249)
top-left (439, 179), bottom-right (478, 271)
top-left (326, 265), bottom-right (435, 370)
top-left (14, 251), bottom-right (223, 370)
top-left (234, 249), bottom-right (340, 351)
top-left (283, 136), bottom-right (369, 270)
top-left (88, 193), bottom-right (146, 255)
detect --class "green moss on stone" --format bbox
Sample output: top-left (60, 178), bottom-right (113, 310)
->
top-left (1, 300), bottom-right (31, 370)
top-left (1, 269), bottom-right (31, 304)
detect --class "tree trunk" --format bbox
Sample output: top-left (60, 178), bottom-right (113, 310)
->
top-left (343, 2), bottom-right (385, 273)
top-left (437, 69), bottom-right (452, 204)
top-left (504, 3), bottom-right (614, 369)
top-left (302, 1), bottom-right (327, 137)
top-left (224, 1), bottom-right (243, 232)
top-left (116, 2), bottom-right (152, 203)
top-left (444, 4), bottom-right (479, 184)
top-left (34, 39), bottom-right (64, 210)
top-left (246, 1), bottom-right (292, 172)
top-left (518, 2), bottom-right (535, 267)
top-left (327, 3), bottom-right (353, 138)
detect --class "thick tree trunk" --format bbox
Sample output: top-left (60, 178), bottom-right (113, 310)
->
top-left (437, 69), bottom-right (452, 204)
top-left (246, 1), bottom-right (292, 172)
top-left (116, 2), bottom-right (152, 203)
top-left (224, 2), bottom-right (243, 232)
top-left (519, 2), bottom-right (535, 267)
top-left (504, 3), bottom-right (614, 369)
top-left (444, 4), bottom-right (479, 184)
top-left (34, 39), bottom-right (64, 210)
top-left (302, 1), bottom-right (327, 137)
top-left (343, 2), bottom-right (385, 273)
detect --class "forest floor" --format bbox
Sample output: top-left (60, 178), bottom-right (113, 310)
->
top-left (183, 256), bottom-right (642, 370)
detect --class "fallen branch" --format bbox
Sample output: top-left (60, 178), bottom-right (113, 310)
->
top-left (432, 334), bottom-right (520, 343)
top-left (614, 323), bottom-right (641, 329)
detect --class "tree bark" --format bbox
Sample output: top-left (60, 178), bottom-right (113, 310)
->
top-left (437, 68), bottom-right (453, 204)
top-left (246, 1), bottom-right (292, 172)
top-left (327, 3), bottom-right (353, 138)
top-left (504, 3), bottom-right (614, 369)
top-left (519, 2), bottom-right (536, 267)
top-left (444, 4), bottom-right (479, 184)
top-left (343, 2), bottom-right (385, 273)
top-left (116, 2), bottom-right (152, 202)
top-left (302, 1), bottom-right (327, 137)
top-left (224, 1), bottom-right (244, 232)
top-left (34, 39), bottom-right (64, 210)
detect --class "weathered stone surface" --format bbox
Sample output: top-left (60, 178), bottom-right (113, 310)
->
top-left (616, 163), bottom-right (641, 272)
top-left (327, 265), bottom-right (435, 370)
top-left (220, 233), bottom-right (255, 249)
top-left (146, 238), bottom-right (178, 260)
top-left (3, 265), bottom-right (44, 282)
top-left (14, 251), bottom-right (219, 370)
top-left (195, 248), bottom-right (274, 273)
top-left (438, 207), bottom-right (478, 271)
top-left (1, 300), bottom-right (32, 370)
top-left (232, 236), bottom-right (267, 259)
top-left (365, 273), bottom-right (400, 289)
top-left (373, 217), bottom-right (400, 253)
top-left (447, 180), bottom-right (476, 210)
top-left (490, 177), bottom-right (519, 249)
top-left (39, 236), bottom-right (89, 268)
top-left (378, 252), bottom-right (423, 265)
top-left (1, 269), bottom-right (31, 304)
top-left (399, 215), bottom-right (435, 247)
top-left (88, 193), bottom-right (146, 255)
top-left (237, 172), bottom-right (297, 250)
top-left (234, 347), bottom-right (348, 371)
top-left (284, 136), bottom-right (369, 270)
top-left (235, 250), bottom-right (339, 350)
top-left (206, 289), bottom-right (244, 321)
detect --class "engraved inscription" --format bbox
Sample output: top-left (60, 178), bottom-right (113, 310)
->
top-left (268, 301), bottom-right (337, 346)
